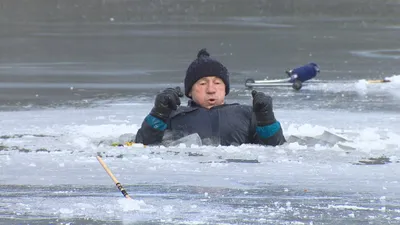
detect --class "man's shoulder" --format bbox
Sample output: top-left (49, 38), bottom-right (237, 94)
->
top-left (219, 103), bottom-right (253, 115)
top-left (223, 103), bottom-right (252, 110)
top-left (170, 103), bottom-right (252, 117)
top-left (170, 105), bottom-right (198, 118)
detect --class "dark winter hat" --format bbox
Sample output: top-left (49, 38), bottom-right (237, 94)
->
top-left (184, 48), bottom-right (230, 98)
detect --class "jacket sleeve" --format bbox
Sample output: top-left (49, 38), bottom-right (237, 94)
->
top-left (250, 113), bottom-right (286, 146)
top-left (134, 114), bottom-right (167, 145)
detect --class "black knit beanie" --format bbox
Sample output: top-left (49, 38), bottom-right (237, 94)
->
top-left (184, 48), bottom-right (230, 98)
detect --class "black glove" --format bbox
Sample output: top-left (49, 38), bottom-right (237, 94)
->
top-left (150, 87), bottom-right (183, 122)
top-left (252, 90), bottom-right (276, 126)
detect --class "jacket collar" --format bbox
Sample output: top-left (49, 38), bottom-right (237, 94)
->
top-left (187, 100), bottom-right (200, 107)
top-left (187, 100), bottom-right (238, 109)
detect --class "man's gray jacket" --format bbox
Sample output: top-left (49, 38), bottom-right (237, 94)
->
top-left (135, 101), bottom-right (286, 146)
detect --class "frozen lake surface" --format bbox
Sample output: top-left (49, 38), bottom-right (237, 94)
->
top-left (1, 0), bottom-right (400, 224)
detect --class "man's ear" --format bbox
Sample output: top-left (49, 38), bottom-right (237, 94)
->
top-left (188, 91), bottom-right (192, 97)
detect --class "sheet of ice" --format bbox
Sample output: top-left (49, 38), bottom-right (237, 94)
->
top-left (1, 96), bottom-right (399, 224)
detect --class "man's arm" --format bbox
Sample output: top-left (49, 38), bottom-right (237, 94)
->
top-left (251, 90), bottom-right (286, 146)
top-left (251, 114), bottom-right (286, 146)
top-left (135, 115), bottom-right (167, 145)
top-left (134, 87), bottom-right (183, 145)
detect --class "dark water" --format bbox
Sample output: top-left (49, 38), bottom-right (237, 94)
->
top-left (1, 0), bottom-right (400, 111)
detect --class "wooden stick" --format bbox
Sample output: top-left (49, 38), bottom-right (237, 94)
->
top-left (96, 155), bottom-right (132, 199)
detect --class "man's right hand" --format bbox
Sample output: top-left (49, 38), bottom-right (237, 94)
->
top-left (150, 87), bottom-right (184, 122)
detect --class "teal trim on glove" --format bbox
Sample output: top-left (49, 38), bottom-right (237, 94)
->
top-left (145, 114), bottom-right (167, 131)
top-left (256, 121), bottom-right (281, 139)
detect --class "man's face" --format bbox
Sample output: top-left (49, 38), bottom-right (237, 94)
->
top-left (189, 76), bottom-right (226, 109)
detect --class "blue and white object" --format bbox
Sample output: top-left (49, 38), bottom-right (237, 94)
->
top-left (245, 62), bottom-right (320, 90)
top-left (287, 62), bottom-right (320, 83)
